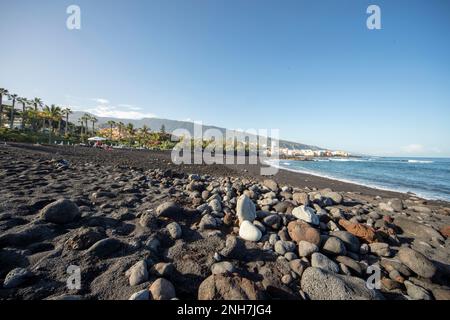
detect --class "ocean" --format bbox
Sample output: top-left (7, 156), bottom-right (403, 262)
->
top-left (267, 157), bottom-right (450, 202)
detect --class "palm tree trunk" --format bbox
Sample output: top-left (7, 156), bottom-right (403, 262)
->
top-left (32, 103), bottom-right (37, 132)
top-left (48, 119), bottom-right (52, 144)
top-left (0, 94), bottom-right (3, 128)
top-left (21, 104), bottom-right (25, 130)
top-left (10, 99), bottom-right (16, 129)
top-left (65, 114), bottom-right (69, 135)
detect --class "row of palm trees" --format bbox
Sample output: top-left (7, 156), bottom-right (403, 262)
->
top-left (98, 120), bottom-right (172, 148)
top-left (79, 113), bottom-right (98, 135)
top-left (0, 88), bottom-right (75, 136)
top-left (0, 87), bottom-right (171, 147)
top-left (103, 120), bottom-right (150, 145)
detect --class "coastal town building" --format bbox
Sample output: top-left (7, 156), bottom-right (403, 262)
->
top-left (277, 148), bottom-right (350, 158)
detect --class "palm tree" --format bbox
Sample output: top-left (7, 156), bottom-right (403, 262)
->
top-left (31, 97), bottom-right (43, 111)
top-left (82, 114), bottom-right (90, 134)
top-left (140, 124), bottom-right (150, 147)
top-left (46, 105), bottom-right (62, 134)
top-left (62, 107), bottom-right (72, 135)
top-left (17, 97), bottom-right (29, 130)
top-left (30, 97), bottom-right (43, 131)
top-left (52, 107), bottom-right (63, 134)
top-left (39, 105), bottom-right (49, 132)
top-left (107, 120), bottom-right (116, 141)
top-left (0, 88), bottom-right (8, 128)
top-left (8, 94), bottom-right (18, 129)
top-left (126, 123), bottom-right (135, 146)
top-left (42, 105), bottom-right (52, 142)
top-left (118, 122), bottom-right (125, 139)
top-left (91, 116), bottom-right (98, 134)
top-left (78, 118), bottom-right (85, 135)
top-left (42, 105), bottom-right (62, 142)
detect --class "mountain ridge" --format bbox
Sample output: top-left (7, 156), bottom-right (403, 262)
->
top-left (72, 111), bottom-right (323, 151)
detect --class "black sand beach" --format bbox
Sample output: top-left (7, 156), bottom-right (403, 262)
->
top-left (1, 142), bottom-right (449, 300)
top-left (5, 142), bottom-right (446, 204)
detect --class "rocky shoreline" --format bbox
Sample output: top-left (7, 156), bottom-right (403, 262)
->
top-left (0, 143), bottom-right (449, 300)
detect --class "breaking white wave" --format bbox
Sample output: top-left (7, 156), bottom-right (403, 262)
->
top-left (407, 160), bottom-right (434, 164)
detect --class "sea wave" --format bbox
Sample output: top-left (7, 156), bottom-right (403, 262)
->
top-left (329, 158), bottom-right (367, 162)
top-left (407, 160), bottom-right (434, 164)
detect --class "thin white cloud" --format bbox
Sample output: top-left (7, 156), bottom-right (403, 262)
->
top-left (92, 98), bottom-right (110, 104)
top-left (68, 96), bottom-right (156, 119)
top-left (79, 104), bottom-right (156, 120)
top-left (401, 144), bottom-right (424, 154)
top-left (118, 104), bottom-right (142, 111)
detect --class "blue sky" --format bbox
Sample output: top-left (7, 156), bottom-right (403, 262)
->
top-left (1, 0), bottom-right (449, 156)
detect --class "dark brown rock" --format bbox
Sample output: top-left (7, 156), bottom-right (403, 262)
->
top-left (198, 274), bottom-right (263, 300)
top-left (287, 220), bottom-right (321, 246)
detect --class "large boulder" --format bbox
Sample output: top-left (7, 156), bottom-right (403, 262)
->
top-left (297, 241), bottom-right (319, 257)
top-left (0, 224), bottom-right (55, 248)
top-left (292, 206), bottom-right (319, 226)
top-left (287, 220), bottom-right (321, 246)
top-left (239, 221), bottom-right (262, 242)
top-left (369, 243), bottom-right (391, 257)
top-left (338, 219), bottom-right (376, 243)
top-left (199, 214), bottom-right (218, 230)
top-left (321, 191), bottom-right (343, 205)
top-left (292, 192), bottom-right (309, 205)
top-left (86, 238), bottom-right (123, 258)
top-left (155, 201), bottom-right (183, 218)
top-left (263, 179), bottom-right (279, 192)
top-left (166, 222), bottom-right (182, 239)
top-left (301, 267), bottom-right (383, 300)
top-left (397, 247), bottom-right (436, 279)
top-left (209, 199), bottom-right (222, 212)
top-left (236, 195), bottom-right (256, 223)
top-left (388, 199), bottom-right (404, 212)
top-left (65, 227), bottom-right (106, 251)
top-left (129, 289), bottom-right (150, 300)
top-left (219, 236), bottom-right (246, 260)
top-left (126, 260), bottom-right (148, 286)
top-left (211, 262), bottom-right (235, 275)
top-left (335, 256), bottom-right (363, 276)
top-left (3, 268), bottom-right (33, 289)
top-left (149, 278), bottom-right (176, 300)
top-left (322, 237), bottom-right (347, 256)
top-left (262, 214), bottom-right (282, 229)
top-left (273, 201), bottom-right (294, 214)
top-left (40, 199), bottom-right (80, 224)
top-left (394, 217), bottom-right (444, 242)
top-left (404, 280), bottom-right (432, 300)
top-left (198, 274), bottom-right (263, 300)
top-left (330, 230), bottom-right (361, 252)
top-left (311, 253), bottom-right (339, 273)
